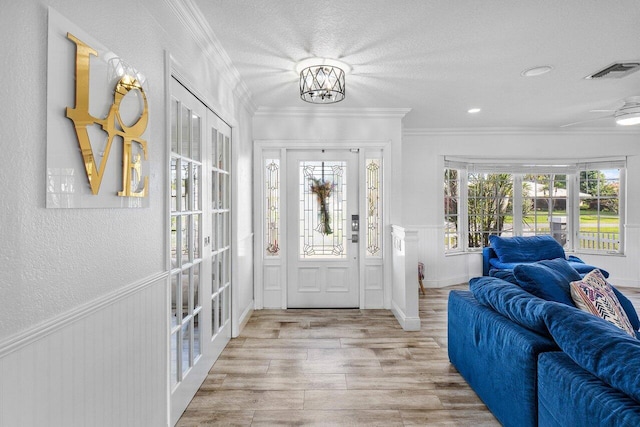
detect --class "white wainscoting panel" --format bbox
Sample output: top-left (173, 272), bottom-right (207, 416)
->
top-left (413, 225), bottom-right (475, 287)
top-left (263, 264), bottom-right (283, 308)
top-left (0, 274), bottom-right (167, 427)
top-left (390, 225), bottom-right (420, 331)
top-left (364, 264), bottom-right (384, 307)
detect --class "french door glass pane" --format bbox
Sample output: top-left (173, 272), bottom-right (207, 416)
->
top-left (218, 291), bottom-right (224, 328)
top-left (193, 214), bottom-right (201, 259)
top-left (224, 287), bottom-right (230, 323)
top-left (218, 173), bottom-right (224, 209)
top-left (171, 273), bottom-right (179, 326)
top-left (170, 332), bottom-right (178, 388)
top-left (193, 165), bottom-right (200, 211)
top-left (171, 159), bottom-right (178, 211)
top-left (211, 214), bottom-right (217, 253)
top-left (217, 133), bottom-right (224, 169)
top-left (211, 296), bottom-right (219, 336)
top-left (181, 216), bottom-right (189, 263)
top-left (210, 129), bottom-right (217, 165)
top-left (224, 136), bottom-right (230, 172)
top-left (194, 313), bottom-right (201, 359)
top-left (193, 263), bottom-right (200, 310)
top-left (181, 269), bottom-right (189, 318)
top-left (181, 106), bottom-right (190, 158)
top-left (170, 216), bottom-right (178, 267)
top-left (171, 99), bottom-right (178, 153)
top-left (181, 322), bottom-right (191, 374)
top-left (211, 172), bottom-right (218, 210)
top-left (211, 255), bottom-right (219, 294)
top-left (181, 162), bottom-right (189, 211)
top-left (191, 115), bottom-right (201, 161)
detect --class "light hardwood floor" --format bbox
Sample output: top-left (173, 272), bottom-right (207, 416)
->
top-left (177, 284), bottom-right (501, 426)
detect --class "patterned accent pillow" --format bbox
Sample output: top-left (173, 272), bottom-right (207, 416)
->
top-left (570, 269), bottom-right (636, 337)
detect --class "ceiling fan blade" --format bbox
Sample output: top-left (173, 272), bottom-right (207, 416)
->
top-left (560, 114), bottom-right (614, 128)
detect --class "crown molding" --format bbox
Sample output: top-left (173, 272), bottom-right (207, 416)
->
top-left (255, 107), bottom-right (412, 119)
top-left (403, 126), bottom-right (640, 136)
top-left (163, 0), bottom-right (256, 114)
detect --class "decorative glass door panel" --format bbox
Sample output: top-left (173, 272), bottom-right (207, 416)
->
top-left (287, 150), bottom-right (359, 308)
top-left (299, 161), bottom-right (347, 258)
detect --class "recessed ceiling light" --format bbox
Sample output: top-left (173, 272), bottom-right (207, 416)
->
top-left (521, 66), bottom-right (553, 77)
top-left (468, 108), bottom-right (481, 114)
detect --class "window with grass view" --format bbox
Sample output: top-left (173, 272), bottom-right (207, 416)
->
top-left (579, 169), bottom-right (622, 252)
top-left (444, 168), bottom-right (460, 251)
top-left (444, 159), bottom-right (624, 254)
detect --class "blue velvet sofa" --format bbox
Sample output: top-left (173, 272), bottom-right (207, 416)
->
top-left (482, 234), bottom-right (609, 278)
top-left (448, 263), bottom-right (640, 426)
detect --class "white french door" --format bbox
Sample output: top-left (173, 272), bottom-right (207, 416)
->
top-left (286, 150), bottom-right (360, 308)
top-left (169, 78), bottom-right (231, 425)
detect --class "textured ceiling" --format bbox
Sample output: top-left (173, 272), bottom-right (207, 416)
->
top-left (193, 0), bottom-right (640, 130)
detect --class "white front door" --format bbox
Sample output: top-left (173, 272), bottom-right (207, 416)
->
top-left (286, 150), bottom-right (360, 308)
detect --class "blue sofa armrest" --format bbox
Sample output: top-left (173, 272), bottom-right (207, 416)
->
top-left (538, 352), bottom-right (640, 426)
top-left (448, 290), bottom-right (557, 427)
top-left (482, 247), bottom-right (497, 276)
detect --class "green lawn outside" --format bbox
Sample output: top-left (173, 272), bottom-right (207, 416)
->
top-left (502, 210), bottom-right (620, 233)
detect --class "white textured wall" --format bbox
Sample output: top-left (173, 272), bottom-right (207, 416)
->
top-left (1, 0), bottom-right (168, 341)
top-left (0, 0), bottom-right (254, 424)
top-left (403, 130), bottom-right (640, 287)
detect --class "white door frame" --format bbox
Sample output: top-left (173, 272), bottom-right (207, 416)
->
top-left (253, 140), bottom-right (391, 310)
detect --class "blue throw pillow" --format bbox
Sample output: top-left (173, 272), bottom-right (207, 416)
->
top-left (611, 285), bottom-right (640, 332)
top-left (543, 302), bottom-right (640, 402)
top-left (489, 235), bottom-right (566, 263)
top-left (488, 268), bottom-right (519, 285)
top-left (470, 276), bottom-right (549, 334)
top-left (572, 262), bottom-right (610, 278)
top-left (513, 258), bottom-right (581, 306)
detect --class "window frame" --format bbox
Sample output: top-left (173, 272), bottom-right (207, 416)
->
top-left (444, 158), bottom-right (625, 255)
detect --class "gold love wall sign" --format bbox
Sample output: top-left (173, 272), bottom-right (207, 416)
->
top-left (46, 8), bottom-right (150, 208)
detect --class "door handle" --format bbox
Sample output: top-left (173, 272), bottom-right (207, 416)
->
top-left (347, 234), bottom-right (359, 243)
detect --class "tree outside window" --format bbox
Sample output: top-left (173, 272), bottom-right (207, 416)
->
top-left (444, 164), bottom-right (623, 254)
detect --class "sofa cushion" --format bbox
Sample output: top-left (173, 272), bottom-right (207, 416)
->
top-left (570, 269), bottom-right (635, 337)
top-left (543, 302), bottom-right (640, 403)
top-left (489, 258), bottom-right (609, 278)
top-left (470, 276), bottom-right (549, 334)
top-left (513, 258), bottom-right (581, 306)
top-left (489, 234), bottom-right (565, 263)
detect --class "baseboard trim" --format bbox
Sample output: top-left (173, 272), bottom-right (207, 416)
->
top-left (0, 271), bottom-right (168, 358)
top-left (236, 301), bottom-right (254, 337)
top-left (426, 275), bottom-right (470, 288)
top-left (391, 301), bottom-right (421, 331)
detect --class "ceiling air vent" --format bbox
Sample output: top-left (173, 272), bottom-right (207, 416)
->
top-left (586, 62), bottom-right (640, 79)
